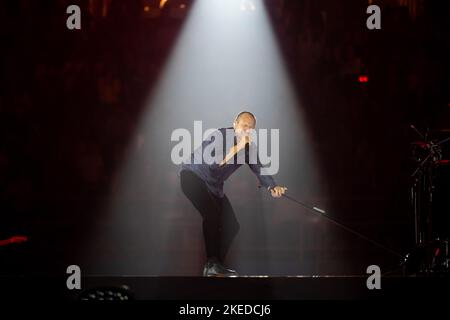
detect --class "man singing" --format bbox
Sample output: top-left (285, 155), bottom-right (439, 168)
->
top-left (179, 111), bottom-right (287, 277)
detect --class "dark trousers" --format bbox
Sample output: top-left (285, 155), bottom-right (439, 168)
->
top-left (180, 170), bottom-right (240, 263)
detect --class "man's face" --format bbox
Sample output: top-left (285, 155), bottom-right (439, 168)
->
top-left (233, 114), bottom-right (256, 138)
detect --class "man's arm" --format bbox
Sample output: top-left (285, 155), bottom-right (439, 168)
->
top-left (247, 146), bottom-right (287, 198)
top-left (248, 159), bottom-right (277, 190)
top-left (219, 135), bottom-right (250, 166)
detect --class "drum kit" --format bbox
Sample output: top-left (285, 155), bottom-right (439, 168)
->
top-left (403, 125), bottom-right (450, 275)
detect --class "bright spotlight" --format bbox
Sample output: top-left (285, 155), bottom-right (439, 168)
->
top-left (85, 0), bottom-right (325, 277)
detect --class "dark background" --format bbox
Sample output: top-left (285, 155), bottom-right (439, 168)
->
top-left (0, 0), bottom-right (449, 276)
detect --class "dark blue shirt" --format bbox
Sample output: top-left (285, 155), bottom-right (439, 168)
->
top-left (179, 127), bottom-right (277, 198)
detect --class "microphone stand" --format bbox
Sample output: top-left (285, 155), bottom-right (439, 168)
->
top-left (406, 124), bottom-right (450, 273)
top-left (259, 186), bottom-right (403, 258)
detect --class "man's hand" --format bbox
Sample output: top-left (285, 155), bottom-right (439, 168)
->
top-left (270, 186), bottom-right (287, 198)
top-left (236, 134), bottom-right (251, 151)
top-left (220, 135), bottom-right (251, 166)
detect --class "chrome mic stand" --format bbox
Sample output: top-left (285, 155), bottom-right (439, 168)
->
top-left (405, 125), bottom-right (450, 274)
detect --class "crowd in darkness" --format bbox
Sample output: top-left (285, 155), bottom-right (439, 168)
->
top-left (0, 0), bottom-right (448, 244)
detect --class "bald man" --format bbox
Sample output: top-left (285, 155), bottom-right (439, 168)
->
top-left (179, 112), bottom-right (287, 277)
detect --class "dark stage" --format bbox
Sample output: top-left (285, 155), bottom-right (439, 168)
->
top-left (1, 0), bottom-right (449, 305)
top-left (2, 275), bottom-right (450, 301)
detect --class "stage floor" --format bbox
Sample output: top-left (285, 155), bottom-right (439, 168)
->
top-left (1, 275), bottom-right (449, 300)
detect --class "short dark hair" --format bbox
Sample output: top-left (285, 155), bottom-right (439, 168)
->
top-left (234, 111), bottom-right (257, 126)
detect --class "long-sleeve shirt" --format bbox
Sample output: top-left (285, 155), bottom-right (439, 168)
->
top-left (179, 127), bottom-right (277, 198)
